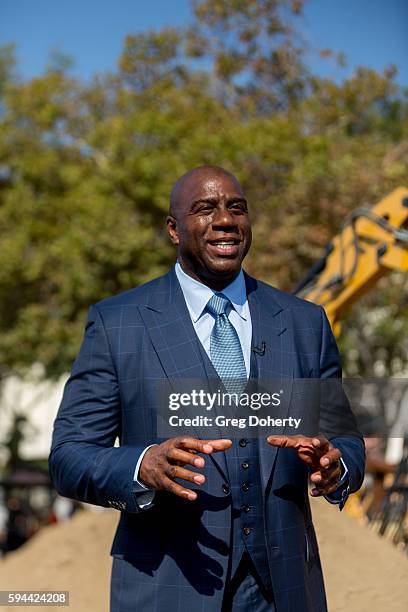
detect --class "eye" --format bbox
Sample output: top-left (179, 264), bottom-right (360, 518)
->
top-left (229, 201), bottom-right (247, 212)
top-left (197, 203), bottom-right (215, 213)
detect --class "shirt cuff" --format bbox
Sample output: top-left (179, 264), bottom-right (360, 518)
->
top-left (132, 444), bottom-right (157, 508)
top-left (324, 457), bottom-right (349, 508)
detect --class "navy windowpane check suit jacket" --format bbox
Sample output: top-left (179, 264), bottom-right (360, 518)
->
top-left (49, 265), bottom-right (365, 612)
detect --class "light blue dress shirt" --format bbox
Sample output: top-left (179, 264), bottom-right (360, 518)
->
top-left (132, 262), bottom-right (348, 507)
top-left (174, 260), bottom-right (252, 376)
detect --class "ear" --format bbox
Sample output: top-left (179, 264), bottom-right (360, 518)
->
top-left (166, 215), bottom-right (179, 246)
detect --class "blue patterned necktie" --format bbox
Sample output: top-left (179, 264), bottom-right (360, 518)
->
top-left (206, 293), bottom-right (247, 396)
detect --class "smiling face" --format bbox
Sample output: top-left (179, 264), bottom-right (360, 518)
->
top-left (166, 167), bottom-right (252, 290)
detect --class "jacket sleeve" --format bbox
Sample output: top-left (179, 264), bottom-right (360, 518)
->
top-left (318, 306), bottom-right (366, 504)
top-left (48, 304), bottom-right (151, 513)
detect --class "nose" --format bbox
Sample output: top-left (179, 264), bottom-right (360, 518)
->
top-left (212, 206), bottom-right (237, 229)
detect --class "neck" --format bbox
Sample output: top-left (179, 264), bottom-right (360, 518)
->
top-left (177, 260), bottom-right (240, 291)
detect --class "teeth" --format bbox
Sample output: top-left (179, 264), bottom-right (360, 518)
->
top-left (213, 242), bottom-right (236, 246)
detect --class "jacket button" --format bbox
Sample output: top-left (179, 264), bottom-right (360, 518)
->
top-left (243, 526), bottom-right (252, 536)
top-left (241, 482), bottom-right (250, 492)
top-left (241, 461), bottom-right (249, 470)
top-left (239, 438), bottom-right (248, 448)
top-left (241, 504), bottom-right (251, 513)
top-left (222, 483), bottom-right (230, 495)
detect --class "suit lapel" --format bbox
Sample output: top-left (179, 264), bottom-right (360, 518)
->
top-left (138, 266), bottom-right (229, 481)
top-left (244, 273), bottom-right (294, 492)
top-left (138, 267), bottom-right (208, 379)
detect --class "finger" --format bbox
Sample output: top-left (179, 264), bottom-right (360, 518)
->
top-left (320, 447), bottom-right (341, 468)
top-left (310, 471), bottom-right (323, 484)
top-left (310, 464), bottom-right (341, 484)
top-left (176, 437), bottom-right (211, 453)
top-left (311, 471), bottom-right (343, 496)
top-left (161, 475), bottom-right (197, 501)
top-left (267, 435), bottom-right (301, 448)
top-left (311, 436), bottom-right (330, 451)
top-left (177, 437), bottom-right (232, 454)
top-left (205, 439), bottom-right (233, 452)
top-left (311, 459), bottom-right (342, 479)
top-left (166, 464), bottom-right (206, 486)
top-left (167, 447), bottom-right (205, 468)
top-left (267, 435), bottom-right (320, 451)
top-left (323, 463), bottom-right (342, 481)
top-left (323, 479), bottom-right (343, 495)
top-left (310, 487), bottom-right (325, 497)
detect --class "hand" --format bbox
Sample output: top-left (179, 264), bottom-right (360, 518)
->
top-left (267, 435), bottom-right (342, 497)
top-left (139, 436), bottom-right (232, 501)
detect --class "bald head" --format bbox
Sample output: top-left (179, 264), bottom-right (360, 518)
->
top-left (166, 164), bottom-right (252, 290)
top-left (169, 165), bottom-right (241, 218)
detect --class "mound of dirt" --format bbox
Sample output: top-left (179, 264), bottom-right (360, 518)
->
top-left (0, 509), bottom-right (115, 612)
top-left (0, 498), bottom-right (407, 611)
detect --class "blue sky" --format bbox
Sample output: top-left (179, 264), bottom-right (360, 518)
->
top-left (1, 0), bottom-right (407, 85)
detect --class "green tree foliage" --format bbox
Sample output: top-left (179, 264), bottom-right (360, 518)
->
top-left (0, 0), bottom-right (407, 378)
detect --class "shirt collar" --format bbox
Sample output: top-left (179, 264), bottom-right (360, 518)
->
top-left (175, 261), bottom-right (248, 323)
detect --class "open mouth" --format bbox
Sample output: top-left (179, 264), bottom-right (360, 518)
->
top-left (207, 239), bottom-right (241, 256)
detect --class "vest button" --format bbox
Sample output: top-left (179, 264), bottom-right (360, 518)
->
top-left (222, 483), bottom-right (230, 495)
top-left (241, 461), bottom-right (249, 470)
top-left (239, 438), bottom-right (248, 447)
top-left (241, 482), bottom-right (250, 492)
top-left (243, 526), bottom-right (252, 536)
top-left (241, 504), bottom-right (251, 513)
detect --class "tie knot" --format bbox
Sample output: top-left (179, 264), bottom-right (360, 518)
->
top-left (206, 293), bottom-right (231, 317)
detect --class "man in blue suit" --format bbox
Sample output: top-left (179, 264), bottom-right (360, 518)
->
top-left (49, 165), bottom-right (365, 611)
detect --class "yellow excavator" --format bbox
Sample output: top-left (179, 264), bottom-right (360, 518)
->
top-left (294, 187), bottom-right (408, 338)
top-left (294, 187), bottom-right (408, 535)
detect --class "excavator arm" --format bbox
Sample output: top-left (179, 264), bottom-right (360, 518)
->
top-left (294, 188), bottom-right (408, 337)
